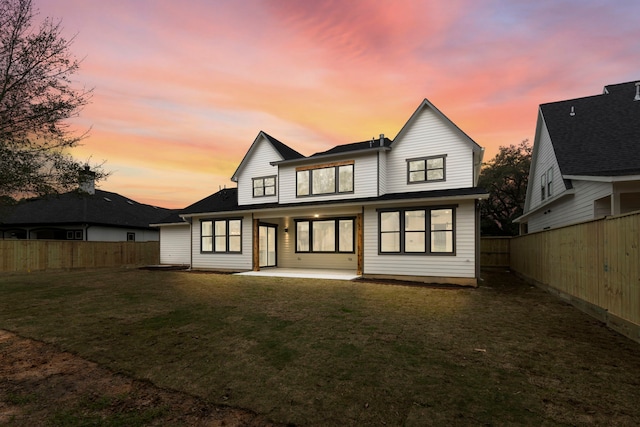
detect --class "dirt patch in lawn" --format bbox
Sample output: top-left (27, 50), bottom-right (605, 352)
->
top-left (0, 330), bottom-right (284, 426)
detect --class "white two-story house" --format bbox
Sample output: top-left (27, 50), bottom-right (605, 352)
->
top-left (156, 99), bottom-right (488, 286)
top-left (516, 81), bottom-right (640, 233)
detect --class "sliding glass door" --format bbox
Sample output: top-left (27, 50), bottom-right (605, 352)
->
top-left (259, 224), bottom-right (277, 267)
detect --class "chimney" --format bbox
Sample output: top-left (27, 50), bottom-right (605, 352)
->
top-left (635, 82), bottom-right (640, 101)
top-left (78, 165), bottom-right (96, 195)
top-left (379, 134), bottom-right (385, 146)
top-left (369, 138), bottom-right (373, 148)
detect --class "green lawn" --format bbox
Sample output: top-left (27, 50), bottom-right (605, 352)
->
top-left (1, 268), bottom-right (639, 426)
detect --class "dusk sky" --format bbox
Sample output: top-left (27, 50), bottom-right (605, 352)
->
top-left (38, 0), bottom-right (639, 209)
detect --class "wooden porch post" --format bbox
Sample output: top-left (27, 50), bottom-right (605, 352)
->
top-left (356, 213), bottom-right (363, 275)
top-left (252, 218), bottom-right (260, 271)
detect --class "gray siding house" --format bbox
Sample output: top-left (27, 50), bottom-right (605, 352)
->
top-left (516, 81), bottom-right (640, 233)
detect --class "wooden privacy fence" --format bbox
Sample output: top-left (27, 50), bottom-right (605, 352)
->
top-left (0, 240), bottom-right (160, 273)
top-left (510, 211), bottom-right (640, 342)
top-left (480, 237), bottom-right (511, 268)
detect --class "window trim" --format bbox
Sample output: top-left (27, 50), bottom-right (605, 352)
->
top-left (295, 161), bottom-right (355, 198)
top-left (541, 172), bottom-right (547, 201)
top-left (200, 218), bottom-right (243, 254)
top-left (406, 155), bottom-right (447, 184)
top-left (377, 206), bottom-right (456, 255)
top-left (252, 175), bottom-right (277, 198)
top-left (66, 230), bottom-right (83, 240)
top-left (547, 167), bottom-right (553, 198)
top-left (127, 232), bottom-right (136, 242)
top-left (294, 217), bottom-right (356, 254)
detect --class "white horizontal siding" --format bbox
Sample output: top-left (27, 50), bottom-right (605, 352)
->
top-left (363, 200), bottom-right (476, 278)
top-left (191, 214), bottom-right (253, 270)
top-left (278, 153), bottom-right (379, 204)
top-left (237, 137), bottom-right (280, 206)
top-left (378, 151), bottom-right (387, 196)
top-left (527, 180), bottom-right (612, 232)
top-left (385, 107), bottom-right (474, 194)
top-left (528, 120), bottom-right (566, 210)
top-left (159, 224), bottom-right (190, 265)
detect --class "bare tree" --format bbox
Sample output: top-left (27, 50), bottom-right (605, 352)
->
top-left (0, 0), bottom-right (106, 198)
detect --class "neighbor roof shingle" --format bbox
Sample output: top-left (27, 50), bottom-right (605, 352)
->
top-left (0, 190), bottom-right (172, 229)
top-left (541, 80), bottom-right (640, 177)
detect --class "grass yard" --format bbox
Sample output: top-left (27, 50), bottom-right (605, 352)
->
top-left (1, 268), bottom-right (639, 426)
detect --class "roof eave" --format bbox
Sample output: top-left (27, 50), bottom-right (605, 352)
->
top-left (515, 188), bottom-right (576, 223)
top-left (271, 146), bottom-right (391, 166)
top-left (563, 174), bottom-right (640, 182)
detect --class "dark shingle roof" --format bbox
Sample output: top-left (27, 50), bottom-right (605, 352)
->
top-left (541, 80), bottom-right (640, 176)
top-left (152, 211), bottom-right (187, 225)
top-left (180, 188), bottom-right (240, 215)
top-left (180, 186), bottom-right (487, 216)
top-left (262, 132), bottom-right (304, 160)
top-left (310, 137), bottom-right (393, 157)
top-left (0, 189), bottom-right (172, 229)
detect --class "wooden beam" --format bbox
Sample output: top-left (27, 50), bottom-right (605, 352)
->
top-left (356, 213), bottom-right (363, 275)
top-left (296, 160), bottom-right (354, 172)
top-left (252, 219), bottom-right (259, 271)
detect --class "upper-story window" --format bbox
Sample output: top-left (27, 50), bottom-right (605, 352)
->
top-left (407, 155), bottom-right (446, 183)
top-left (296, 161), bottom-right (354, 197)
top-left (546, 168), bottom-right (553, 198)
top-left (541, 173), bottom-right (547, 201)
top-left (253, 175), bottom-right (276, 197)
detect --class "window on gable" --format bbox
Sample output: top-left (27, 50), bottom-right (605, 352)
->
top-left (295, 217), bottom-right (355, 253)
top-left (201, 219), bottom-right (242, 253)
top-left (407, 155), bottom-right (446, 183)
top-left (253, 176), bottom-right (276, 197)
top-left (296, 162), bottom-right (354, 197)
top-left (541, 173), bottom-right (547, 201)
top-left (379, 207), bottom-right (455, 255)
top-left (547, 168), bottom-right (553, 198)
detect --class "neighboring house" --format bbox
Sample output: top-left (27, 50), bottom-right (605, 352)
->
top-left (0, 168), bottom-right (172, 242)
top-left (159, 99), bottom-right (488, 286)
top-left (516, 81), bottom-right (640, 233)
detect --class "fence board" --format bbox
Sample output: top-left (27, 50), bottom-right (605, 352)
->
top-left (480, 237), bottom-right (511, 267)
top-left (511, 211), bottom-right (640, 339)
top-left (0, 240), bottom-right (159, 272)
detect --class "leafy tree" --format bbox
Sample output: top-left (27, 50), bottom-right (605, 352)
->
top-left (479, 140), bottom-right (532, 236)
top-left (0, 0), bottom-right (106, 198)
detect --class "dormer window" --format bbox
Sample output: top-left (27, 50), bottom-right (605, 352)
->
top-left (253, 176), bottom-right (276, 197)
top-left (407, 155), bottom-right (446, 183)
top-left (296, 161), bottom-right (354, 197)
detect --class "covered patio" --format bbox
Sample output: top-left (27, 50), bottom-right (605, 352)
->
top-left (235, 267), bottom-right (360, 281)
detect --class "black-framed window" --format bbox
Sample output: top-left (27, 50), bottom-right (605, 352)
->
top-left (407, 155), bottom-right (446, 183)
top-left (378, 207), bottom-right (455, 255)
top-left (127, 232), bottom-right (135, 242)
top-left (66, 230), bottom-right (83, 240)
top-left (541, 173), bottom-right (546, 201)
top-left (201, 218), bottom-right (242, 253)
top-left (253, 175), bottom-right (276, 197)
top-left (296, 163), bottom-right (354, 197)
top-left (547, 167), bottom-right (553, 198)
top-left (295, 217), bottom-right (355, 253)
